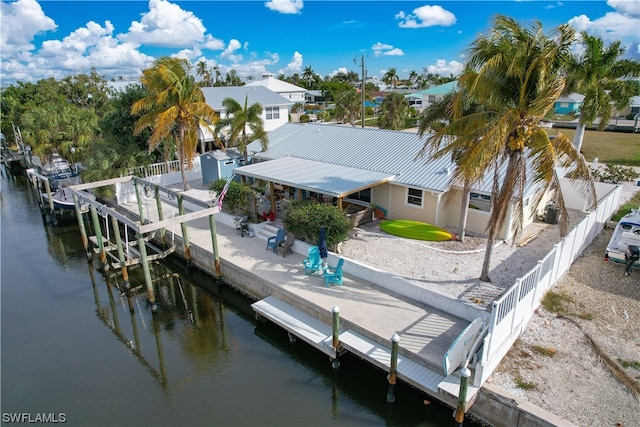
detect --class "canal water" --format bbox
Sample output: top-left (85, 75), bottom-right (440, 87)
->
top-left (1, 177), bottom-right (480, 426)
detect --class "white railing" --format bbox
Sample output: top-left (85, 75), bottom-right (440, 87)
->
top-left (474, 184), bottom-right (623, 386)
top-left (128, 160), bottom-right (182, 177)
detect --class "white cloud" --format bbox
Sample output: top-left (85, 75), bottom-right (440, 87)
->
top-left (424, 59), bottom-right (464, 76)
top-left (568, 10), bottom-right (640, 59)
top-left (265, 0), bottom-right (303, 14)
top-left (328, 67), bottom-right (351, 78)
top-left (607, 0), bottom-right (640, 16)
top-left (220, 39), bottom-right (247, 62)
top-left (278, 51), bottom-right (303, 75)
top-left (372, 42), bottom-right (404, 57)
top-left (396, 5), bottom-right (456, 29)
top-left (122, 0), bottom-right (206, 47)
top-left (0, 0), bottom-right (56, 55)
top-left (201, 35), bottom-right (225, 51)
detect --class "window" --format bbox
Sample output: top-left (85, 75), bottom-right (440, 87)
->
top-left (348, 188), bottom-right (371, 203)
top-left (407, 187), bottom-right (423, 206)
top-left (469, 192), bottom-right (491, 212)
top-left (266, 107), bottom-right (280, 120)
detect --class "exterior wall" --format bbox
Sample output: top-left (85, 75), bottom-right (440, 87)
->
top-left (275, 91), bottom-right (305, 103)
top-left (553, 101), bottom-right (580, 115)
top-left (262, 106), bottom-right (289, 131)
top-left (386, 184), bottom-right (439, 225)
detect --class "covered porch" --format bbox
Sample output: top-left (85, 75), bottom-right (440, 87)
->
top-left (234, 157), bottom-right (395, 224)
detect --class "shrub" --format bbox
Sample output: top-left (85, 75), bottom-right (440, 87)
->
top-left (209, 178), bottom-right (255, 216)
top-left (300, 113), bottom-right (310, 123)
top-left (283, 201), bottom-right (352, 248)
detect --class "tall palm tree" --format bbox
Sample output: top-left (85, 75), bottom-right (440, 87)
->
top-left (302, 66), bottom-right (316, 89)
top-left (132, 57), bottom-right (219, 190)
top-left (377, 92), bottom-right (408, 130)
top-left (383, 68), bottom-right (399, 89)
top-left (196, 60), bottom-right (212, 87)
top-left (333, 89), bottom-right (361, 126)
top-left (565, 33), bottom-right (640, 152)
top-left (216, 95), bottom-right (268, 161)
top-left (408, 70), bottom-right (420, 89)
top-left (422, 15), bottom-right (595, 282)
top-left (417, 91), bottom-right (485, 242)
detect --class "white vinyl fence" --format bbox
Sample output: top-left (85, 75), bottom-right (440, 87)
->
top-left (474, 184), bottom-right (623, 386)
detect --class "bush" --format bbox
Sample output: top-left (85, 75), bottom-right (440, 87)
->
top-left (283, 201), bottom-right (352, 248)
top-left (209, 178), bottom-right (255, 216)
top-left (300, 113), bottom-right (310, 123)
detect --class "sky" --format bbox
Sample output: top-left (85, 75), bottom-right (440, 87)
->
top-left (1, 0), bottom-right (639, 87)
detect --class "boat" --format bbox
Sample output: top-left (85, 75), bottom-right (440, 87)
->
top-left (26, 155), bottom-right (93, 223)
top-left (604, 208), bottom-right (640, 275)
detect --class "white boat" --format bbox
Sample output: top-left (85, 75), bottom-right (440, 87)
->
top-left (604, 208), bottom-right (640, 275)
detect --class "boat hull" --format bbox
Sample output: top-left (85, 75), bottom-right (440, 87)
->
top-left (605, 208), bottom-right (640, 271)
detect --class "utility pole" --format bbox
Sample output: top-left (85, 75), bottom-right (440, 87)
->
top-left (355, 55), bottom-right (366, 128)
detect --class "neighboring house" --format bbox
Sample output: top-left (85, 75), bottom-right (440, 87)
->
top-left (615, 95), bottom-right (640, 118)
top-left (245, 73), bottom-right (307, 103)
top-left (406, 81), bottom-right (458, 113)
top-left (305, 90), bottom-right (327, 105)
top-left (199, 86), bottom-right (294, 148)
top-left (553, 93), bottom-right (584, 115)
top-left (234, 123), bottom-right (550, 240)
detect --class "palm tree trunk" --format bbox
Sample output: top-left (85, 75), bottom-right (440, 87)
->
top-left (458, 182), bottom-right (471, 243)
top-left (572, 111), bottom-right (586, 152)
top-left (480, 233), bottom-right (495, 282)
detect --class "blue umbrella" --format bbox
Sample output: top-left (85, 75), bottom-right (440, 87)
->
top-left (318, 227), bottom-right (328, 260)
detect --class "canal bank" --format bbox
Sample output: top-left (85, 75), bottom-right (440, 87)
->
top-left (105, 187), bottom-right (576, 427)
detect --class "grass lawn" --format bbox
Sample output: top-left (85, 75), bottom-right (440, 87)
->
top-left (549, 128), bottom-right (640, 167)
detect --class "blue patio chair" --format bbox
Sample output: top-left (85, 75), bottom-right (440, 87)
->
top-left (266, 229), bottom-right (285, 253)
top-left (323, 258), bottom-right (344, 287)
top-left (302, 246), bottom-right (322, 275)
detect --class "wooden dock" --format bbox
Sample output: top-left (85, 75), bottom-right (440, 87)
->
top-left (251, 295), bottom-right (480, 406)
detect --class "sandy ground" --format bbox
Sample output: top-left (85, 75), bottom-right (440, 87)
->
top-left (339, 183), bottom-right (640, 427)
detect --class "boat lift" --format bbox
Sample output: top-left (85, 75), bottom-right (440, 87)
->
top-left (68, 175), bottom-right (223, 312)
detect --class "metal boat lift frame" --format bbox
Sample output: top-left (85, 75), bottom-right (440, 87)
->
top-left (68, 175), bottom-right (222, 312)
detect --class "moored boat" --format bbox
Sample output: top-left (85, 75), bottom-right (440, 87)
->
top-left (604, 208), bottom-right (640, 275)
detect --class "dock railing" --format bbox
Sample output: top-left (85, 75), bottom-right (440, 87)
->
top-left (474, 184), bottom-right (623, 386)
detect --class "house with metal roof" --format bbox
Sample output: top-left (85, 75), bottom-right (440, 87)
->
top-left (406, 81), bottom-right (458, 113)
top-left (245, 73), bottom-right (307, 103)
top-left (233, 123), bottom-right (548, 240)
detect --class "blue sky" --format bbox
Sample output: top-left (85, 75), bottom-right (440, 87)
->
top-left (1, 0), bottom-right (639, 87)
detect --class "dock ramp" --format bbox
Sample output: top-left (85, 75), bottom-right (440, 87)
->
top-left (252, 296), bottom-right (337, 358)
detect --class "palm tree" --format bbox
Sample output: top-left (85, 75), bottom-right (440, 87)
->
top-left (417, 91), bottom-right (485, 242)
top-left (132, 57), bottom-right (219, 190)
top-left (196, 60), bottom-right (212, 87)
top-left (216, 95), bottom-right (268, 161)
top-left (333, 89), bottom-right (361, 126)
top-left (377, 92), bottom-right (408, 130)
top-left (302, 66), bottom-right (317, 89)
top-left (383, 68), bottom-right (399, 89)
top-left (565, 33), bottom-right (640, 152)
top-left (408, 70), bottom-right (420, 89)
top-left (421, 15), bottom-right (595, 282)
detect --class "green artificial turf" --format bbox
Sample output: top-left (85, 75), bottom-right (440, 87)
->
top-left (379, 220), bottom-right (455, 242)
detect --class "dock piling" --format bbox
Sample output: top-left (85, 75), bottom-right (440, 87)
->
top-left (136, 232), bottom-right (157, 312)
top-left (454, 366), bottom-right (471, 425)
top-left (331, 306), bottom-right (340, 370)
top-left (387, 333), bottom-right (400, 403)
top-left (89, 205), bottom-right (109, 271)
top-left (177, 194), bottom-right (192, 271)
